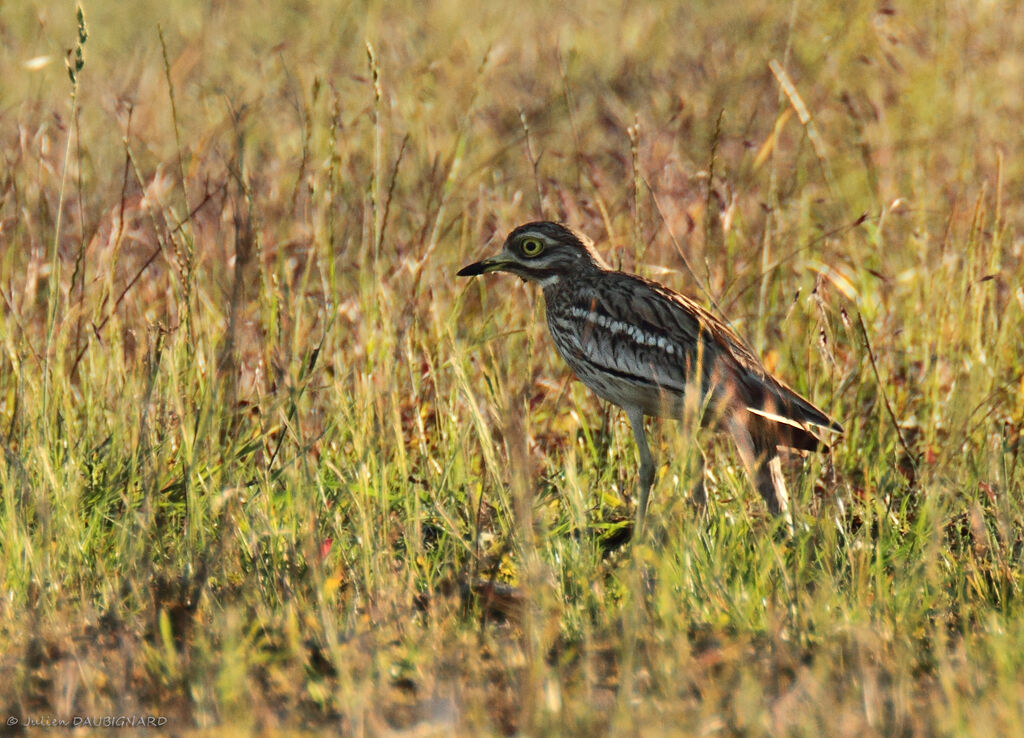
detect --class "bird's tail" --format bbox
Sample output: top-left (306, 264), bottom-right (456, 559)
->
top-left (745, 378), bottom-right (842, 452)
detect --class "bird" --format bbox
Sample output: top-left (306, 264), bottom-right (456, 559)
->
top-left (457, 221), bottom-right (842, 531)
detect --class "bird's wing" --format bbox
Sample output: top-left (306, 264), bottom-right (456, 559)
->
top-left (555, 274), bottom-right (705, 397)
top-left (599, 272), bottom-right (843, 436)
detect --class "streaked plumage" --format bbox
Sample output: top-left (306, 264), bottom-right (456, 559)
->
top-left (458, 221), bottom-right (842, 529)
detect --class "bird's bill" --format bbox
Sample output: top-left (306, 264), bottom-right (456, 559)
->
top-left (456, 255), bottom-right (512, 277)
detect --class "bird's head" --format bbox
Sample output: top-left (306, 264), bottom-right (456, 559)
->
top-left (457, 221), bottom-right (606, 287)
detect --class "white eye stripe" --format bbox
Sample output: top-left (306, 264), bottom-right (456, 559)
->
top-left (568, 306), bottom-right (678, 355)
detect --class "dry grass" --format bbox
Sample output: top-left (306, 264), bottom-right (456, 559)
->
top-left (2, 1), bottom-right (1024, 735)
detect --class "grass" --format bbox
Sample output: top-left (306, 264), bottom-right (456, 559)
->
top-left (1, 0), bottom-right (1023, 734)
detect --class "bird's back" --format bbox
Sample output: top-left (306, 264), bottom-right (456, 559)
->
top-left (542, 267), bottom-right (840, 450)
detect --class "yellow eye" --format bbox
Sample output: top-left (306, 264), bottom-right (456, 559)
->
top-left (520, 238), bottom-right (544, 257)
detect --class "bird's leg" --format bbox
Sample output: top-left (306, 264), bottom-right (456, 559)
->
top-left (726, 416), bottom-right (793, 533)
top-left (626, 406), bottom-right (656, 532)
top-left (764, 453), bottom-right (791, 523)
top-left (688, 450), bottom-right (707, 511)
top-left (680, 382), bottom-right (710, 512)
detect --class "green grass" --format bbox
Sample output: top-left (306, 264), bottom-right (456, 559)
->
top-left (2, 0), bottom-right (1023, 734)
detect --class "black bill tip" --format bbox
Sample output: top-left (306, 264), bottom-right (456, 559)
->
top-left (457, 261), bottom-right (489, 277)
